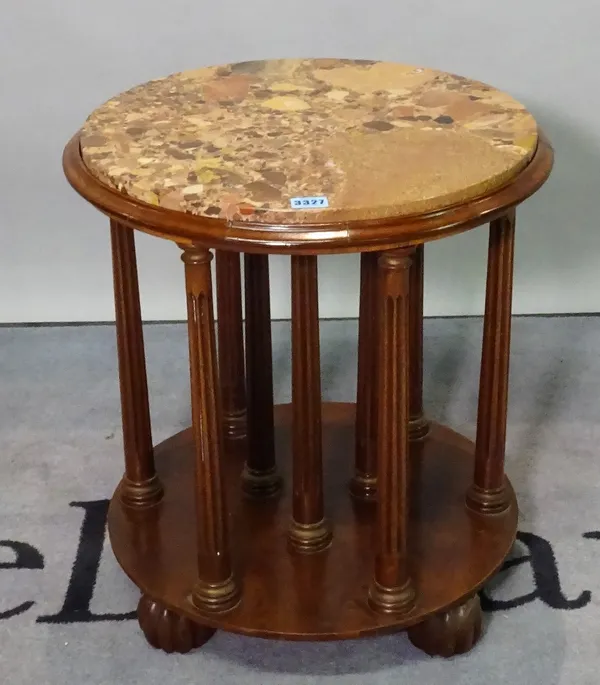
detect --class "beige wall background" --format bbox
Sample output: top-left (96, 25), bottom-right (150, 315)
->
top-left (1, 1), bottom-right (598, 322)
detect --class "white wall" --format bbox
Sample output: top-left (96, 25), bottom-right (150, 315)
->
top-left (1, 1), bottom-right (599, 322)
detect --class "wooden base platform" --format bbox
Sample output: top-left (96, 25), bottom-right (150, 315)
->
top-left (108, 403), bottom-right (517, 642)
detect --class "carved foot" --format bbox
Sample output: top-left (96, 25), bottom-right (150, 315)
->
top-left (137, 595), bottom-right (215, 653)
top-left (407, 594), bottom-right (482, 657)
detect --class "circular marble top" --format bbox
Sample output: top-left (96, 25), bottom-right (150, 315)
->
top-left (80, 59), bottom-right (538, 225)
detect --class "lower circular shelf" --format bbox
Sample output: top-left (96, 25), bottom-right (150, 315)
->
top-left (108, 402), bottom-right (517, 641)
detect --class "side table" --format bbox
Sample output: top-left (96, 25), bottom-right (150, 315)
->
top-left (63, 59), bottom-right (553, 657)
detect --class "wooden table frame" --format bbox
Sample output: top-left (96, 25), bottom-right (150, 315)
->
top-left (64, 134), bottom-right (553, 658)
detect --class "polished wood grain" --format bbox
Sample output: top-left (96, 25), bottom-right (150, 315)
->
top-left (242, 254), bottom-right (282, 498)
top-left (466, 211), bottom-right (516, 515)
top-left (288, 256), bottom-right (332, 553)
top-left (368, 249), bottom-right (416, 615)
top-left (351, 251), bottom-right (379, 500)
top-left (138, 595), bottom-right (215, 653)
top-left (182, 247), bottom-right (241, 612)
top-left (109, 220), bottom-right (163, 508)
top-left (109, 404), bottom-right (517, 642)
top-left (215, 251), bottom-right (247, 443)
top-left (409, 244), bottom-right (429, 440)
top-left (64, 134), bottom-right (553, 254)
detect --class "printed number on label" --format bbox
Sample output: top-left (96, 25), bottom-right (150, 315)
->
top-left (290, 196), bottom-right (329, 209)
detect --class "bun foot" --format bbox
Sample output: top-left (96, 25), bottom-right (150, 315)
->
top-left (137, 595), bottom-right (215, 653)
top-left (407, 594), bottom-right (482, 657)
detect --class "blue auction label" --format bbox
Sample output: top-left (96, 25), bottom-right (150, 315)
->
top-left (290, 196), bottom-right (329, 209)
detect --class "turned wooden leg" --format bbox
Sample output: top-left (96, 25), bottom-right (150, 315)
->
top-left (242, 254), bottom-right (282, 498)
top-left (466, 211), bottom-right (516, 515)
top-left (368, 248), bottom-right (416, 615)
top-left (407, 594), bottom-right (483, 657)
top-left (409, 244), bottom-right (429, 440)
top-left (182, 247), bottom-right (241, 613)
top-left (216, 251), bottom-right (247, 444)
top-left (350, 251), bottom-right (378, 501)
top-left (288, 256), bottom-right (332, 553)
top-left (110, 220), bottom-right (163, 508)
top-left (137, 595), bottom-right (215, 653)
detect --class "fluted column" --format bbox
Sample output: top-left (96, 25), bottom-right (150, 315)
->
top-left (287, 255), bottom-right (332, 553)
top-left (350, 251), bottom-right (379, 500)
top-left (215, 251), bottom-right (247, 444)
top-left (466, 210), bottom-right (516, 515)
top-left (242, 254), bottom-right (282, 498)
top-left (110, 220), bottom-right (162, 508)
top-left (409, 244), bottom-right (429, 440)
top-left (182, 246), bottom-right (240, 613)
top-left (368, 247), bottom-right (416, 615)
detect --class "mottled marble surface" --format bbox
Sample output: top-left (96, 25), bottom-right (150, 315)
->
top-left (80, 59), bottom-right (538, 224)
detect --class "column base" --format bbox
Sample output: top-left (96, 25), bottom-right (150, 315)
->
top-left (119, 474), bottom-right (163, 508)
top-left (349, 472), bottom-right (377, 501)
top-left (409, 414), bottom-right (430, 441)
top-left (223, 410), bottom-right (247, 443)
top-left (190, 574), bottom-right (241, 614)
top-left (242, 465), bottom-right (283, 499)
top-left (368, 577), bottom-right (416, 616)
top-left (466, 480), bottom-right (511, 515)
top-left (288, 519), bottom-right (332, 554)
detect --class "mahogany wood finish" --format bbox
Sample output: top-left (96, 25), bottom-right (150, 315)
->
top-left (288, 256), bottom-right (332, 553)
top-left (109, 220), bottom-right (163, 508)
top-left (407, 594), bottom-right (483, 657)
top-left (242, 254), bottom-right (282, 498)
top-left (138, 595), bottom-right (215, 653)
top-left (466, 211), bottom-right (516, 515)
top-left (368, 249), bottom-right (416, 615)
top-left (215, 251), bottom-right (247, 443)
top-left (66, 126), bottom-right (553, 658)
top-left (409, 244), bottom-right (429, 440)
top-left (351, 252), bottom-right (379, 501)
top-left (182, 247), bottom-right (241, 613)
top-left (352, 244), bottom-right (427, 503)
top-left (109, 404), bottom-right (517, 642)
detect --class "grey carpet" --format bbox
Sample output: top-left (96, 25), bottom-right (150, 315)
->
top-left (1, 317), bottom-right (599, 684)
